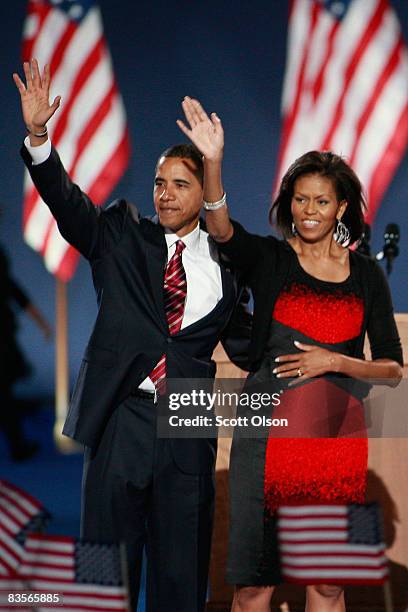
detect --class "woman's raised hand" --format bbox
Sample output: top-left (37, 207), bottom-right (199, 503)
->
top-left (13, 59), bottom-right (61, 133)
top-left (177, 96), bottom-right (224, 162)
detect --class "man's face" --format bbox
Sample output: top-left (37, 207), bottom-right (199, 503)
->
top-left (153, 156), bottom-right (203, 236)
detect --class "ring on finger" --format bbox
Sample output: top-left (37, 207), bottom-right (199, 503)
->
top-left (297, 367), bottom-right (303, 377)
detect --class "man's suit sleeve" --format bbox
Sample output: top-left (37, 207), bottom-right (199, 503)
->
top-left (21, 144), bottom-right (131, 260)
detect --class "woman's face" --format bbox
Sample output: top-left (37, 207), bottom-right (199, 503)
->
top-left (291, 173), bottom-right (347, 243)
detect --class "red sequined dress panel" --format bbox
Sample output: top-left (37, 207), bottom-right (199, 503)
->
top-left (264, 260), bottom-right (367, 513)
top-left (273, 281), bottom-right (364, 343)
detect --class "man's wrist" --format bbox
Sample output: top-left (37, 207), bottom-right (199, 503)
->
top-left (28, 134), bottom-right (48, 147)
top-left (24, 135), bottom-right (52, 164)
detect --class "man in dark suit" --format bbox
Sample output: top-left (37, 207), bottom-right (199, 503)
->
top-left (14, 60), bottom-right (249, 611)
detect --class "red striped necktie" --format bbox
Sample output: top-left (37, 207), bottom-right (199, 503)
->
top-left (149, 240), bottom-right (187, 388)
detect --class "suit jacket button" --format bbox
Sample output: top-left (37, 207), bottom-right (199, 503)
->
top-left (166, 337), bottom-right (172, 343)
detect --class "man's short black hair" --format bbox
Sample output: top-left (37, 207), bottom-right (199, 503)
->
top-left (157, 143), bottom-right (204, 185)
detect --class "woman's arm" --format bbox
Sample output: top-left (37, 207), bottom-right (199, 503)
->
top-left (320, 351), bottom-right (401, 380)
top-left (202, 159), bottom-right (234, 243)
top-left (274, 342), bottom-right (402, 383)
top-left (334, 277), bottom-right (403, 378)
top-left (177, 96), bottom-right (233, 242)
top-left (177, 97), bottom-right (269, 279)
top-left (366, 261), bottom-right (403, 368)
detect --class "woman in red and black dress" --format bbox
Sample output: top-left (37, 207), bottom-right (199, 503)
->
top-left (177, 98), bottom-right (403, 612)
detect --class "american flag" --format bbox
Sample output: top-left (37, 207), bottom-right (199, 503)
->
top-left (0, 480), bottom-right (50, 577)
top-left (21, 0), bottom-right (130, 281)
top-left (277, 503), bottom-right (389, 584)
top-left (276, 0), bottom-right (408, 222)
top-left (18, 533), bottom-right (130, 611)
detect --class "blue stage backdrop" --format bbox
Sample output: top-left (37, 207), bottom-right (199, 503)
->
top-left (1, 1), bottom-right (407, 398)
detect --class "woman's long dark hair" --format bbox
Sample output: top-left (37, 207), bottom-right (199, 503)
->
top-left (270, 151), bottom-right (367, 245)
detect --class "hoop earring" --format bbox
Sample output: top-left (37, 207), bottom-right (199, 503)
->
top-left (334, 219), bottom-right (350, 247)
top-left (291, 222), bottom-right (298, 236)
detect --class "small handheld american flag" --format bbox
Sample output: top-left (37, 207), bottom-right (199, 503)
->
top-left (277, 502), bottom-right (388, 585)
top-left (0, 480), bottom-right (50, 577)
top-left (18, 533), bottom-right (130, 611)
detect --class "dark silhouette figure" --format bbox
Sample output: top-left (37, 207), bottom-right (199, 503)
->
top-left (0, 245), bottom-right (51, 460)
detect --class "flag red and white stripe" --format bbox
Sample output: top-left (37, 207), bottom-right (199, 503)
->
top-left (276, 0), bottom-right (408, 222)
top-left (21, 1), bottom-right (130, 281)
top-left (277, 504), bottom-right (389, 585)
top-left (19, 533), bottom-right (129, 611)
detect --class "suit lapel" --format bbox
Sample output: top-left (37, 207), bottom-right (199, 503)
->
top-left (140, 216), bottom-right (168, 330)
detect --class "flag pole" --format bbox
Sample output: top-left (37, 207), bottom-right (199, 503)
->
top-left (54, 278), bottom-right (79, 452)
top-left (383, 581), bottom-right (394, 612)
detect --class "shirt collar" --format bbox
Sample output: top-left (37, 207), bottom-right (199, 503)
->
top-left (164, 222), bottom-right (201, 252)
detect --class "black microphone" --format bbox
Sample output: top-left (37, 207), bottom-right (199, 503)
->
top-left (356, 223), bottom-right (371, 256)
top-left (382, 223), bottom-right (400, 275)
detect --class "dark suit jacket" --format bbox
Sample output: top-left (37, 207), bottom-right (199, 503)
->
top-left (21, 146), bottom-right (251, 471)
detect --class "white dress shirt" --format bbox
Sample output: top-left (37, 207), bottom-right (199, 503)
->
top-left (25, 137), bottom-right (224, 392)
top-left (140, 225), bottom-right (223, 391)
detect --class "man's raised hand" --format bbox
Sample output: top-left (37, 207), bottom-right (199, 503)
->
top-left (13, 59), bottom-right (61, 135)
top-left (177, 96), bottom-right (224, 163)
